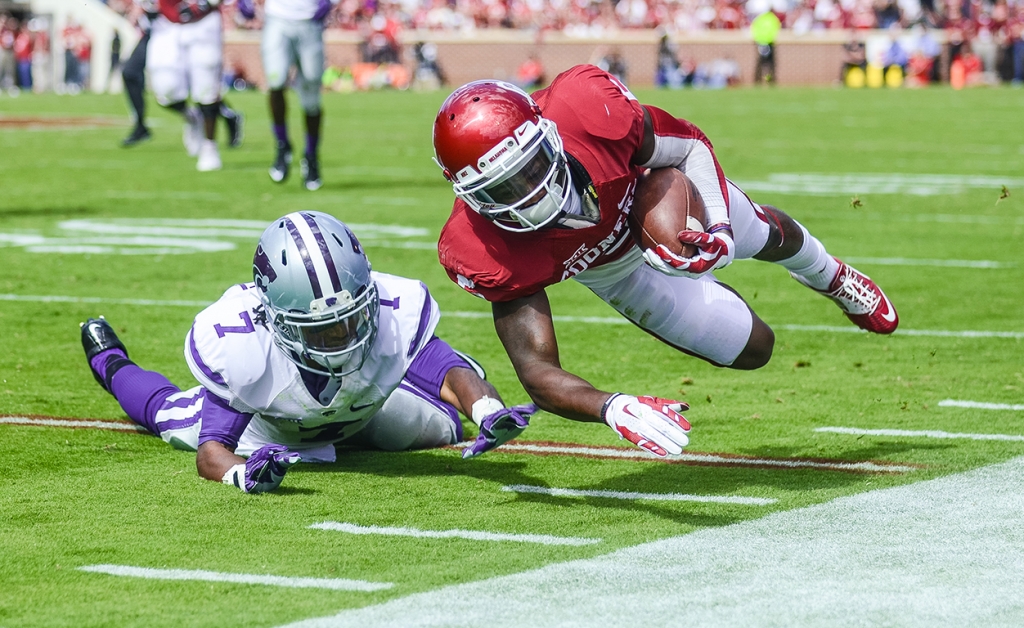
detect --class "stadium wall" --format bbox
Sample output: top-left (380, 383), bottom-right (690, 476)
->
top-left (224, 29), bottom-right (949, 89)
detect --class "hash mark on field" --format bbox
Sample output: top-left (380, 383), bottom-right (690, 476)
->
top-left (503, 485), bottom-right (776, 506)
top-left (938, 399), bottom-right (1024, 411)
top-left (310, 522), bottom-right (601, 546)
top-left (816, 427), bottom-right (1024, 442)
top-left (452, 440), bottom-right (917, 474)
top-left (0, 416), bottom-right (147, 432)
top-left (77, 564), bottom-right (392, 591)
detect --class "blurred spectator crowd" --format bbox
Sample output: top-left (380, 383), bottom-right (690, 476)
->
top-left (3, 0), bottom-right (1023, 95)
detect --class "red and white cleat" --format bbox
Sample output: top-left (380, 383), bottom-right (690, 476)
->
top-left (795, 258), bottom-right (899, 334)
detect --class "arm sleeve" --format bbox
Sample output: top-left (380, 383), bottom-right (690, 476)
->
top-left (197, 390), bottom-right (253, 449)
top-left (639, 105), bottom-right (730, 229)
top-left (404, 336), bottom-right (472, 398)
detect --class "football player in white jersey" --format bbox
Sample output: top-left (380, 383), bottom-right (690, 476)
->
top-left (80, 212), bottom-right (536, 493)
top-left (236, 0), bottom-right (335, 190)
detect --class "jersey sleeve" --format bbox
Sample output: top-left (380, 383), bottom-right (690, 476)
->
top-left (373, 272), bottom-right (442, 361)
top-left (196, 390), bottom-right (254, 450)
top-left (183, 285), bottom-right (269, 415)
top-left (639, 105), bottom-right (730, 229)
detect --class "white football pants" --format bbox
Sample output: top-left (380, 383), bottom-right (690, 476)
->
top-left (147, 12), bottom-right (223, 106)
top-left (152, 382), bottom-right (460, 462)
top-left (574, 179), bottom-right (771, 367)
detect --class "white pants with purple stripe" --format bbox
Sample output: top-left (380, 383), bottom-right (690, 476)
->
top-left (153, 382), bottom-right (460, 462)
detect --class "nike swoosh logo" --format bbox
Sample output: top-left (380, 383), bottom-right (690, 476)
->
top-left (350, 402), bottom-right (377, 412)
top-left (880, 296), bottom-right (897, 323)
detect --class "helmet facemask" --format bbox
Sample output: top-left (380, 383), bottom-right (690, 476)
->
top-left (450, 118), bottom-right (573, 232)
top-left (267, 283), bottom-right (379, 378)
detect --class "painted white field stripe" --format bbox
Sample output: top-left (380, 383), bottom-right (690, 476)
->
top-left (840, 256), bottom-right (1013, 269)
top-left (453, 441), bottom-right (916, 473)
top-left (4, 293), bottom-right (1023, 339)
top-left (310, 522), bottom-right (601, 547)
top-left (502, 484), bottom-right (776, 506)
top-left (774, 323), bottom-right (1024, 339)
top-left (938, 399), bottom-right (1024, 411)
top-left (77, 564), bottom-right (392, 591)
top-left (279, 456), bottom-right (1024, 628)
top-left (0, 416), bottom-right (147, 432)
top-left (816, 426), bottom-right (1024, 442)
top-left (0, 293), bottom-right (211, 307)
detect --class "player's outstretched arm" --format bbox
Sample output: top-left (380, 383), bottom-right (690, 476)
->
top-left (493, 291), bottom-right (692, 455)
top-left (440, 359), bottom-right (537, 459)
top-left (492, 290), bottom-right (612, 423)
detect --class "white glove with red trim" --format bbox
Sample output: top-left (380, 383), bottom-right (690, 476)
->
top-left (601, 394), bottom-right (691, 457)
top-left (643, 228), bottom-right (735, 279)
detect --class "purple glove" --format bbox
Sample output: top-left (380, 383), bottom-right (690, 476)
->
top-left (312, 0), bottom-right (333, 22)
top-left (462, 403), bottom-right (537, 459)
top-left (223, 444), bottom-right (301, 493)
top-left (236, 0), bottom-right (255, 20)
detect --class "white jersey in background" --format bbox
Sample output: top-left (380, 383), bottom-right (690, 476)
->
top-left (263, 0), bottom-right (323, 21)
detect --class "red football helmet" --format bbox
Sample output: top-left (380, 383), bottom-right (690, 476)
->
top-left (432, 80), bottom-right (572, 232)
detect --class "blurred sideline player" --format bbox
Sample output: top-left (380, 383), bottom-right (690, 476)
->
top-left (432, 65), bottom-right (899, 458)
top-left (145, 0), bottom-right (245, 169)
top-left (80, 212), bottom-right (535, 493)
top-left (237, 0), bottom-right (335, 190)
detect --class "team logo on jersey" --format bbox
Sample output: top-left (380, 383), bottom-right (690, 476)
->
top-left (559, 180), bottom-right (635, 281)
top-left (253, 245), bottom-right (277, 293)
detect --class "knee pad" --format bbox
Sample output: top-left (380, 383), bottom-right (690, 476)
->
top-left (297, 82), bottom-right (322, 114)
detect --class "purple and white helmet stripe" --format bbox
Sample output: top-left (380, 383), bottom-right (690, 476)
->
top-left (300, 212), bottom-right (343, 294)
top-left (282, 212), bottom-right (343, 300)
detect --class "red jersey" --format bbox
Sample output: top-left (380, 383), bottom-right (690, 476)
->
top-left (438, 64), bottom-right (723, 303)
top-left (158, 0), bottom-right (217, 24)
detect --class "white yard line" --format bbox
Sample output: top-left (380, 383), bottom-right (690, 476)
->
top-left (0, 416), bottom-right (147, 432)
top-left (277, 456), bottom-right (1024, 628)
top-left (309, 522), bottom-right (601, 547)
top-left (502, 485), bottom-right (776, 506)
top-left (938, 399), bottom-right (1024, 411)
top-left (453, 441), bottom-right (916, 473)
top-left (77, 564), bottom-right (392, 591)
top-left (3, 293), bottom-right (1023, 339)
top-left (816, 426), bottom-right (1024, 442)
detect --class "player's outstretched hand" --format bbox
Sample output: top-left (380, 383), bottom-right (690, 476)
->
top-left (462, 404), bottom-right (538, 459)
top-left (602, 394), bottom-right (691, 457)
top-left (643, 229), bottom-right (735, 279)
top-left (236, 0), bottom-right (256, 20)
top-left (223, 444), bottom-right (301, 493)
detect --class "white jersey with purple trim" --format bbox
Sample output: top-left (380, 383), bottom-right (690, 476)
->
top-left (183, 271), bottom-right (439, 447)
top-left (264, 0), bottom-right (323, 21)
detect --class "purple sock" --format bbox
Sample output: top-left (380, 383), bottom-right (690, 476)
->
top-left (273, 124), bottom-right (289, 146)
top-left (305, 133), bottom-right (318, 159)
top-left (89, 348), bottom-right (127, 381)
top-left (109, 365), bottom-right (181, 436)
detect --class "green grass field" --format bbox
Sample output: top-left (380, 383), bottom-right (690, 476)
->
top-left (1, 84), bottom-right (1023, 627)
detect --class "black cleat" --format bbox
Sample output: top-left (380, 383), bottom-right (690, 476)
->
top-left (80, 317), bottom-right (129, 392)
top-left (121, 126), bottom-right (152, 147)
top-left (269, 142), bottom-right (293, 183)
top-left (225, 111), bottom-right (244, 148)
top-left (301, 155), bottom-right (322, 191)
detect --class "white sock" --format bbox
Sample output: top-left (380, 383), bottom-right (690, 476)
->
top-left (778, 224), bottom-right (839, 290)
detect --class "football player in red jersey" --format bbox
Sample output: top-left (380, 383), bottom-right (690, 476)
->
top-left (432, 65), bottom-right (899, 457)
top-left (145, 0), bottom-right (244, 171)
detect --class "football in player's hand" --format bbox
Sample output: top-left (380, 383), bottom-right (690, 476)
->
top-left (628, 168), bottom-right (707, 258)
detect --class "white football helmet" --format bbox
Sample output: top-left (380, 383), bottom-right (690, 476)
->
top-left (253, 211), bottom-right (379, 378)
top-left (432, 80), bottom-right (573, 232)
